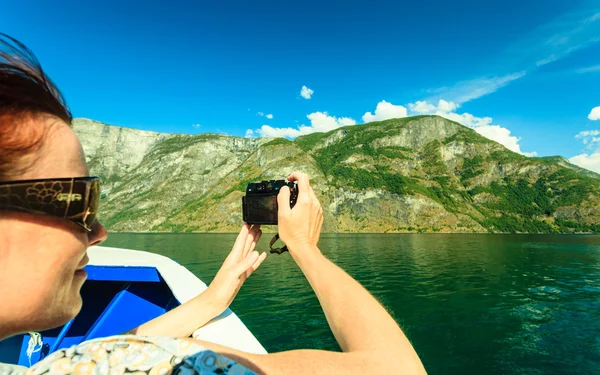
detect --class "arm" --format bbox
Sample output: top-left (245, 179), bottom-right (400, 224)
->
top-left (131, 224), bottom-right (267, 338)
top-left (281, 172), bottom-right (423, 365)
top-left (130, 289), bottom-right (222, 338)
top-left (196, 250), bottom-right (426, 374)
top-left (291, 246), bottom-right (424, 363)
top-left (195, 172), bottom-right (426, 374)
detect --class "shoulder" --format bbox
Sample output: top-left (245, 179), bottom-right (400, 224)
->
top-left (30, 335), bottom-right (256, 374)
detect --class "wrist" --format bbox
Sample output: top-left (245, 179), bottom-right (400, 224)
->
top-left (288, 243), bottom-right (323, 265)
top-left (286, 240), bottom-right (318, 252)
top-left (194, 288), bottom-right (226, 317)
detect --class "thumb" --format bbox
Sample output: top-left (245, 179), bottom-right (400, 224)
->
top-left (278, 186), bottom-right (291, 216)
top-left (233, 251), bottom-right (259, 277)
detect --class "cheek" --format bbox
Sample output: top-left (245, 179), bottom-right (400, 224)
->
top-left (39, 223), bottom-right (87, 270)
top-left (0, 216), bottom-right (87, 302)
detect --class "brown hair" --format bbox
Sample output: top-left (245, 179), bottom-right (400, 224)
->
top-left (0, 33), bottom-right (72, 180)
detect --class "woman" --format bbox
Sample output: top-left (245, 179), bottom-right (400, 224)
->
top-left (0, 34), bottom-right (426, 374)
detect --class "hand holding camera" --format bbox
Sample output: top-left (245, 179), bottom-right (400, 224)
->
top-left (277, 172), bottom-right (324, 254)
top-left (242, 172), bottom-right (324, 256)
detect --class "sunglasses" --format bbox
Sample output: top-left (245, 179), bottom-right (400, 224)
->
top-left (0, 176), bottom-right (100, 231)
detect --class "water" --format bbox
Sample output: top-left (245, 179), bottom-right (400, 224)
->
top-left (103, 233), bottom-right (600, 374)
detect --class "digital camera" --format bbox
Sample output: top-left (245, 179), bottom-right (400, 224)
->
top-left (242, 180), bottom-right (298, 225)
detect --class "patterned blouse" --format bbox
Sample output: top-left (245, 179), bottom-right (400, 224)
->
top-left (0, 335), bottom-right (256, 375)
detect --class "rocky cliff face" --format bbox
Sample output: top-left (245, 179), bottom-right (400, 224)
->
top-left (73, 116), bottom-right (600, 233)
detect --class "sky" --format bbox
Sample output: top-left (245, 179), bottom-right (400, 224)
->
top-left (2, 0), bottom-right (600, 171)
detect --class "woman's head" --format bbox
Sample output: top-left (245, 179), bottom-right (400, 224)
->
top-left (0, 34), bottom-right (108, 339)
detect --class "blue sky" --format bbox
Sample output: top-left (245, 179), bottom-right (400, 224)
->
top-left (2, 0), bottom-right (600, 170)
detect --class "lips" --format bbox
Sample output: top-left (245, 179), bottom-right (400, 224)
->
top-left (76, 254), bottom-right (89, 271)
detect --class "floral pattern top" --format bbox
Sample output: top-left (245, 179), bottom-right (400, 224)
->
top-left (0, 335), bottom-right (256, 375)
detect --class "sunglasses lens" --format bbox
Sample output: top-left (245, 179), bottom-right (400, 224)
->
top-left (84, 179), bottom-right (100, 230)
top-left (0, 177), bottom-right (102, 231)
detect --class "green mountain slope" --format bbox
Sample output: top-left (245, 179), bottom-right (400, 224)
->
top-left (73, 116), bottom-right (600, 233)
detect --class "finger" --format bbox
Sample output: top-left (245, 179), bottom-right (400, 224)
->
top-left (289, 172), bottom-right (311, 204)
top-left (278, 186), bottom-right (291, 215)
top-left (224, 224), bottom-right (251, 265)
top-left (288, 171), bottom-right (310, 191)
top-left (240, 249), bottom-right (259, 282)
top-left (233, 224), bottom-right (251, 251)
top-left (243, 225), bottom-right (260, 257)
top-left (243, 230), bottom-right (262, 279)
top-left (246, 252), bottom-right (267, 278)
top-left (233, 251), bottom-right (259, 277)
top-left (236, 223), bottom-right (251, 245)
top-left (244, 226), bottom-right (261, 259)
top-left (288, 171), bottom-right (309, 185)
top-left (251, 229), bottom-right (262, 251)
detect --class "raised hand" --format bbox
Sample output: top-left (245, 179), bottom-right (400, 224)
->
top-left (203, 224), bottom-right (267, 315)
top-left (277, 171), bottom-right (324, 253)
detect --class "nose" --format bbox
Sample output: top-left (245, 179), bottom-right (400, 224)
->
top-left (88, 220), bottom-right (108, 246)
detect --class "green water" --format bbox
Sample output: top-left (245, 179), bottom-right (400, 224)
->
top-left (103, 233), bottom-right (600, 374)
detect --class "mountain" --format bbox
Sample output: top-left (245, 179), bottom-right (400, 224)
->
top-left (73, 116), bottom-right (600, 234)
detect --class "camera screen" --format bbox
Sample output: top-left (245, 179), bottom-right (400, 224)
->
top-left (246, 195), bottom-right (278, 224)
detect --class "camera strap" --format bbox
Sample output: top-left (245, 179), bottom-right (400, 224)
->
top-left (269, 233), bottom-right (288, 254)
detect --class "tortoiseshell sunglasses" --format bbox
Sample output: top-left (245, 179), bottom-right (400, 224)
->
top-left (0, 176), bottom-right (100, 231)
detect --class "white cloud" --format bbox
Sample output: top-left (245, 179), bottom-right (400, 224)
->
top-left (251, 94), bottom-right (536, 156)
top-left (508, 6), bottom-right (600, 69)
top-left (410, 99), bottom-right (460, 115)
top-left (588, 106), bottom-right (600, 120)
top-left (307, 112), bottom-right (356, 131)
top-left (257, 112), bottom-right (274, 119)
top-left (408, 101), bottom-right (437, 114)
top-left (300, 85), bottom-right (314, 99)
top-left (245, 129), bottom-right (254, 138)
top-left (474, 124), bottom-right (537, 157)
top-left (536, 54), bottom-right (559, 66)
top-left (255, 112), bottom-right (356, 138)
top-left (421, 8), bottom-right (599, 106)
top-left (576, 64), bottom-right (600, 73)
top-left (576, 129), bottom-right (600, 137)
top-left (570, 152), bottom-right (600, 173)
top-left (407, 99), bottom-right (536, 156)
top-left (535, 33), bottom-right (600, 68)
top-left (437, 99), bottom-right (458, 112)
top-left (436, 111), bottom-right (494, 128)
top-left (192, 124), bottom-right (201, 128)
top-left (362, 100), bottom-right (408, 123)
top-left (426, 72), bottom-right (527, 105)
top-left (256, 125), bottom-right (307, 138)
top-left (575, 129), bottom-right (600, 145)
top-left (570, 125), bottom-right (600, 172)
